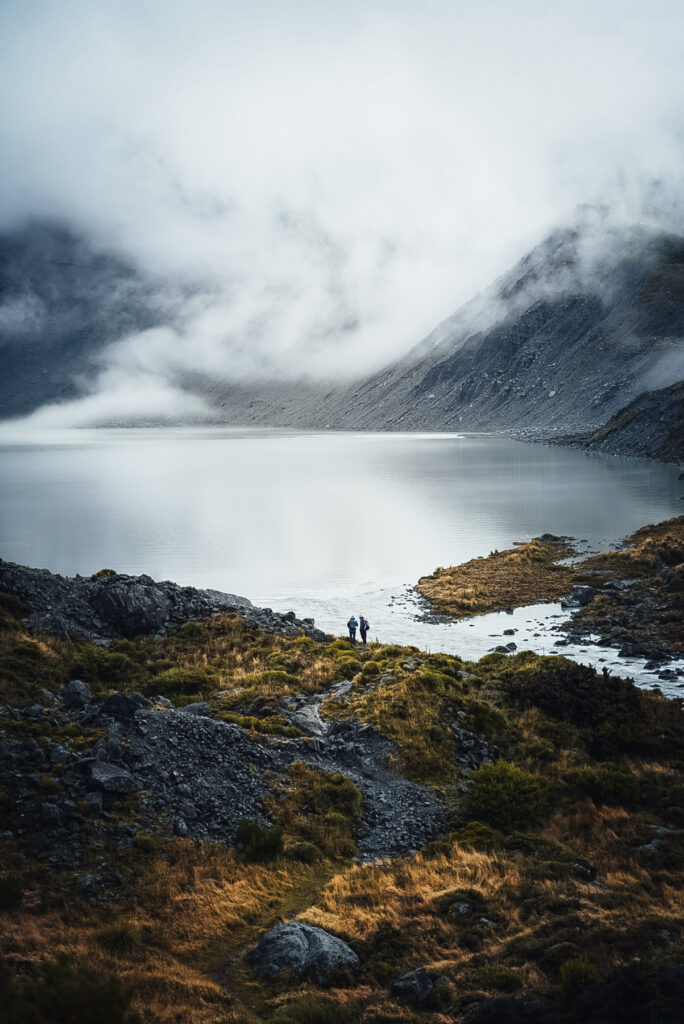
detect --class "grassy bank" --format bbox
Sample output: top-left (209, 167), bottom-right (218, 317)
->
top-left (416, 516), bottom-right (684, 655)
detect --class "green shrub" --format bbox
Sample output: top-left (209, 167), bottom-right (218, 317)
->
top-left (0, 954), bottom-right (140, 1023)
top-left (92, 569), bottom-right (117, 578)
top-left (239, 670), bottom-right (300, 691)
top-left (464, 761), bottom-right (549, 832)
top-left (421, 832), bottom-right (458, 859)
top-left (96, 922), bottom-right (141, 957)
top-left (0, 872), bottom-right (24, 911)
top-left (361, 661), bottom-right (380, 678)
top-left (560, 955), bottom-right (599, 998)
top-left (498, 657), bottom-right (663, 759)
top-left (286, 841), bottom-right (322, 864)
top-left (235, 819), bottom-right (283, 862)
top-left (564, 764), bottom-right (642, 807)
top-left (145, 667), bottom-right (215, 696)
top-left (70, 646), bottom-right (132, 687)
top-left (132, 833), bottom-right (158, 854)
top-left (455, 821), bottom-right (505, 850)
top-left (215, 711), bottom-right (302, 737)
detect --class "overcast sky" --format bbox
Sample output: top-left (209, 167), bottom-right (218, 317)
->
top-left (2, 0), bottom-right (683, 410)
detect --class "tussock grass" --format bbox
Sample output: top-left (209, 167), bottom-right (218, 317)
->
top-left (416, 516), bottom-right (684, 644)
top-left (416, 537), bottom-right (577, 617)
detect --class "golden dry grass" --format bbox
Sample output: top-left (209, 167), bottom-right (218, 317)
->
top-left (416, 537), bottom-right (577, 618)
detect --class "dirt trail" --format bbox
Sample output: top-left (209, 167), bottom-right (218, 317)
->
top-left (211, 862), bottom-right (336, 1018)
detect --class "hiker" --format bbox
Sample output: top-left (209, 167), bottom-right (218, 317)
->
top-left (359, 615), bottom-right (369, 645)
top-left (347, 615), bottom-right (358, 642)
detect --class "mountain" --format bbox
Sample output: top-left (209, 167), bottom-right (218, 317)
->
top-left (0, 220), bottom-right (182, 419)
top-left (563, 380), bottom-right (684, 461)
top-left (295, 213), bottom-right (684, 437)
top-left (1, 213), bottom-right (683, 453)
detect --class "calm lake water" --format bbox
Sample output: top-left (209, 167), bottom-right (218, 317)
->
top-left (0, 428), bottom-right (682, 691)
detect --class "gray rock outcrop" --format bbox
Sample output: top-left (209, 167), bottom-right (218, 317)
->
top-left (391, 967), bottom-right (435, 1004)
top-left (64, 679), bottom-right (91, 709)
top-left (90, 761), bottom-right (140, 794)
top-left (0, 559), bottom-right (328, 644)
top-left (249, 922), bottom-right (359, 984)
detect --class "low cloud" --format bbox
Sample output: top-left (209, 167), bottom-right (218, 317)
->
top-left (1, 0), bottom-right (683, 421)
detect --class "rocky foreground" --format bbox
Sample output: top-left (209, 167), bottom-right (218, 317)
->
top-left (0, 559), bottom-right (328, 644)
top-left (1, 559), bottom-right (683, 1023)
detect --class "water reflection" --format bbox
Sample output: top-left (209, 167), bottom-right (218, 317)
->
top-left (0, 429), bottom-right (680, 607)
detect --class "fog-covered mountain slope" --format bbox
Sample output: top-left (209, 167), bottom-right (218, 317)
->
top-left (1, 215), bottom-right (683, 445)
top-left (0, 221), bottom-right (185, 419)
top-left (294, 217), bottom-right (684, 435)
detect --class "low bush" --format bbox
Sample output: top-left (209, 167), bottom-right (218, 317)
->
top-left (235, 819), bottom-right (284, 863)
top-left (563, 764), bottom-right (643, 807)
top-left (268, 993), bottom-right (358, 1023)
top-left (145, 667), bottom-right (216, 696)
top-left (473, 966), bottom-right (524, 993)
top-left (560, 955), bottom-right (599, 998)
top-left (455, 821), bottom-right (505, 850)
top-left (464, 761), bottom-right (549, 832)
top-left (69, 645), bottom-right (132, 687)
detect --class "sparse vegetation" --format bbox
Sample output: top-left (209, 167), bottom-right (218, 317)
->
top-left (417, 515), bottom-right (684, 655)
top-left (0, 954), bottom-right (140, 1023)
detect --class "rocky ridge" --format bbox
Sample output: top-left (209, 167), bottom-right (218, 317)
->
top-left (0, 559), bottom-right (327, 644)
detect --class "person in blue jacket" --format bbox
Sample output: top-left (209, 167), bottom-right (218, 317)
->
top-left (347, 615), bottom-right (358, 641)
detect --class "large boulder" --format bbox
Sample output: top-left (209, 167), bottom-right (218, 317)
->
top-left (179, 702), bottom-right (212, 717)
top-left (91, 578), bottom-right (172, 637)
top-left (90, 761), bottom-right (140, 794)
top-left (100, 692), bottom-right (140, 721)
top-left (288, 704), bottom-right (328, 737)
top-left (249, 922), bottom-right (359, 984)
top-left (64, 679), bottom-right (91, 709)
top-left (391, 967), bottom-right (434, 1005)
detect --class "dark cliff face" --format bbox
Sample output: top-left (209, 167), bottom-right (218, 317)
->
top-left (566, 381), bottom-right (684, 461)
top-left (0, 221), bottom-right (176, 419)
